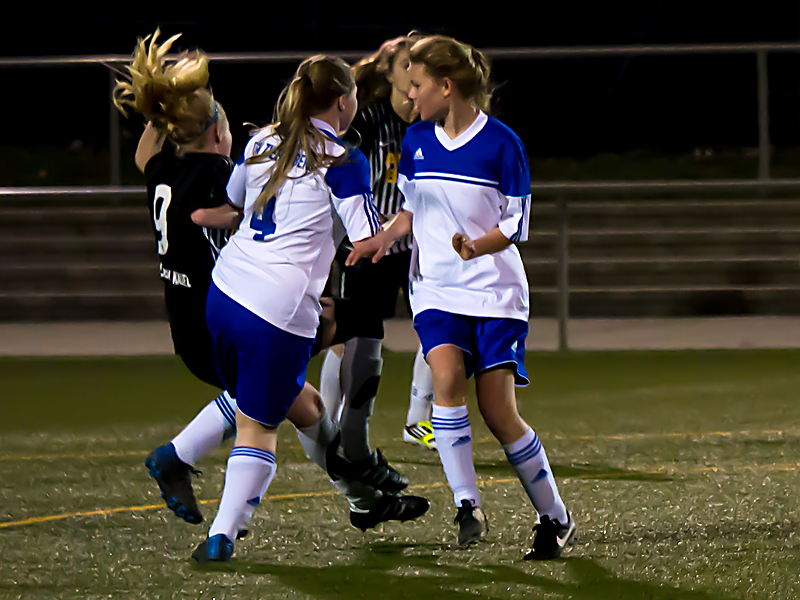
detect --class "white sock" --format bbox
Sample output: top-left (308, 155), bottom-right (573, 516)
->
top-left (295, 409), bottom-right (338, 472)
top-left (208, 446), bottom-right (276, 542)
top-left (171, 391), bottom-right (237, 466)
top-left (431, 404), bottom-right (480, 507)
top-left (406, 346), bottom-right (434, 426)
top-left (319, 349), bottom-right (343, 423)
top-left (504, 427), bottom-right (568, 524)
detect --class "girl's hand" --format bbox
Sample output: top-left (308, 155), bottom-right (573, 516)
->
top-left (346, 231), bottom-right (393, 266)
top-left (452, 233), bottom-right (477, 260)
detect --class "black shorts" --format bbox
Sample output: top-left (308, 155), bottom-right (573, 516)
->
top-left (165, 285), bottom-right (224, 389)
top-left (336, 246), bottom-right (411, 319)
top-left (169, 315), bottom-right (224, 389)
top-left (310, 297), bottom-right (385, 356)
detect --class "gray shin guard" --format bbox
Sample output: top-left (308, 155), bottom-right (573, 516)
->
top-left (339, 337), bottom-right (382, 462)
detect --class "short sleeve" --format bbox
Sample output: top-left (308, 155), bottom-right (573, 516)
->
top-left (324, 149), bottom-right (381, 242)
top-left (226, 140), bottom-right (255, 209)
top-left (188, 156), bottom-right (234, 212)
top-left (397, 134), bottom-right (416, 213)
top-left (497, 135), bottom-right (532, 243)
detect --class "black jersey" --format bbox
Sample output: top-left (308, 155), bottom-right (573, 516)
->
top-left (353, 98), bottom-right (416, 253)
top-left (144, 151), bottom-right (234, 313)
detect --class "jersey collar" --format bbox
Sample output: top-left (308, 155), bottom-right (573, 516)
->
top-left (434, 110), bottom-right (488, 151)
top-left (310, 117), bottom-right (338, 138)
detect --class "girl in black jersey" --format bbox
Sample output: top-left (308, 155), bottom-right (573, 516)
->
top-left (320, 33), bottom-right (437, 452)
top-left (113, 31), bottom-right (426, 546)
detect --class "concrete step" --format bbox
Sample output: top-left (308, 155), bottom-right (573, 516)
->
top-left (0, 207), bottom-right (151, 237)
top-left (0, 235), bottom-right (155, 261)
top-left (524, 255), bottom-right (800, 287)
top-left (529, 286), bottom-right (800, 317)
top-left (0, 291), bottom-right (166, 321)
top-left (521, 227), bottom-right (800, 258)
top-left (532, 199), bottom-right (800, 229)
top-left (0, 263), bottom-right (160, 293)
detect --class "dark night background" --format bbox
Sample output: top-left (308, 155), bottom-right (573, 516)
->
top-left (2, 3), bottom-right (800, 184)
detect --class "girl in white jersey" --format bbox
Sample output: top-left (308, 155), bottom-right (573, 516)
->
top-left (357, 36), bottom-right (576, 559)
top-left (114, 33), bottom-right (423, 542)
top-left (192, 55), bottom-right (400, 562)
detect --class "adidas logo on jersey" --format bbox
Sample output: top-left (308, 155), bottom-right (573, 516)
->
top-left (414, 147), bottom-right (424, 160)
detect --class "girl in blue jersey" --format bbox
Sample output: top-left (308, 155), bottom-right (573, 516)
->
top-left (356, 36), bottom-right (576, 559)
top-left (192, 54), bottom-right (421, 562)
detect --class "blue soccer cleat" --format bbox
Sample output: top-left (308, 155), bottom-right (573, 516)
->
top-left (191, 534), bottom-right (234, 563)
top-left (145, 443), bottom-right (203, 524)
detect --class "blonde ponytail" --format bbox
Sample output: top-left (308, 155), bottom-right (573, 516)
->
top-left (113, 29), bottom-right (220, 145)
top-left (249, 55), bottom-right (355, 214)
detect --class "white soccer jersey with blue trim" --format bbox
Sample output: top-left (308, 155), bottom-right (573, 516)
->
top-left (398, 111), bottom-right (531, 321)
top-left (213, 118), bottom-right (381, 338)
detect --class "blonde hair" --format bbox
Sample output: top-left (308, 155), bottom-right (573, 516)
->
top-left (409, 36), bottom-right (492, 113)
top-left (354, 31), bottom-right (423, 109)
top-left (249, 55), bottom-right (355, 214)
top-left (113, 29), bottom-right (226, 145)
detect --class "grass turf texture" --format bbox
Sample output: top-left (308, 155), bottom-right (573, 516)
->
top-left (1, 350), bottom-right (799, 599)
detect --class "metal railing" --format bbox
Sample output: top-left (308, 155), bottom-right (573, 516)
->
top-left (4, 178), bottom-right (800, 349)
top-left (3, 42), bottom-right (800, 347)
top-left (1, 40), bottom-right (796, 183)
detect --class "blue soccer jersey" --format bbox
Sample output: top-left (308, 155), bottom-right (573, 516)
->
top-left (398, 111), bottom-right (532, 321)
top-left (213, 118), bottom-right (381, 338)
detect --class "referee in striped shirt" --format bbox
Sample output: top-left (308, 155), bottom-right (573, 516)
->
top-left (320, 33), bottom-right (438, 451)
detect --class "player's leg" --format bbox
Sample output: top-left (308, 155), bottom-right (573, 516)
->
top-left (403, 345), bottom-right (436, 449)
top-left (329, 297), bottom-right (409, 492)
top-left (193, 283), bottom-right (313, 563)
top-left (145, 311), bottom-right (238, 525)
top-left (416, 309), bottom-right (485, 547)
top-left (397, 251), bottom-right (436, 449)
top-left (316, 296), bottom-right (345, 420)
top-left (288, 382), bottom-right (429, 531)
top-left (474, 318), bottom-right (574, 560)
top-left (319, 345), bottom-right (344, 421)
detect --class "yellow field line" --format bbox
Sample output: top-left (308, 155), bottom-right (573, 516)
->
top-left (0, 450), bottom-right (147, 461)
top-left (5, 459), bottom-right (800, 531)
top-left (0, 479), bottom-right (511, 530)
top-left (2, 428), bottom-right (798, 463)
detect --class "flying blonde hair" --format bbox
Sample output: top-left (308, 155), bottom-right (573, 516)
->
top-left (113, 29), bottom-right (224, 145)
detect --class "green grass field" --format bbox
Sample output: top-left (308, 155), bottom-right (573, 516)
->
top-left (2, 350), bottom-right (799, 599)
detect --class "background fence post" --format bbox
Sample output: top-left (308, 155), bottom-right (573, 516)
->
top-left (109, 70), bottom-right (121, 187)
top-left (757, 50), bottom-right (770, 181)
top-left (557, 194), bottom-right (569, 352)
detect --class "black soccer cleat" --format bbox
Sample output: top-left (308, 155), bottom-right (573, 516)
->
top-left (350, 493), bottom-right (430, 531)
top-left (453, 499), bottom-right (486, 547)
top-left (327, 439), bottom-right (409, 493)
top-left (191, 534), bottom-right (234, 563)
top-left (524, 512), bottom-right (576, 560)
top-left (145, 443), bottom-right (203, 525)
top-left (350, 448), bottom-right (409, 493)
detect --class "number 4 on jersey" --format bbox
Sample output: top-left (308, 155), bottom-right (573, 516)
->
top-left (251, 196), bottom-right (277, 241)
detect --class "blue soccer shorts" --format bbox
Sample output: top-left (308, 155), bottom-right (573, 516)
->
top-left (206, 282), bottom-right (315, 426)
top-left (413, 309), bottom-right (529, 386)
